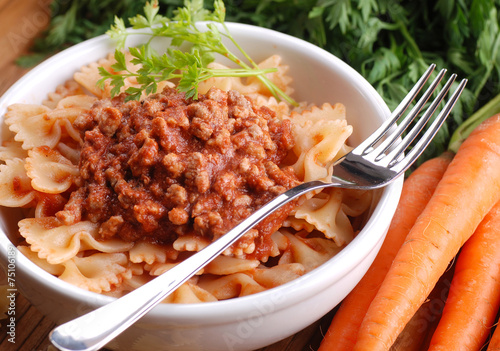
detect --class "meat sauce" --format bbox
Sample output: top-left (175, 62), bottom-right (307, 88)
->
top-left (58, 87), bottom-right (300, 259)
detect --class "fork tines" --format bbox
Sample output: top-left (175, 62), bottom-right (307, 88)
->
top-left (356, 64), bottom-right (467, 172)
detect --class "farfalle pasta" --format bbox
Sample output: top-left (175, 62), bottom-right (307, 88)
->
top-left (58, 252), bottom-right (134, 293)
top-left (0, 158), bottom-right (36, 207)
top-left (0, 52), bottom-right (373, 304)
top-left (74, 52), bottom-right (175, 100)
top-left (18, 217), bottom-right (134, 264)
top-left (25, 146), bottom-right (79, 194)
top-left (5, 102), bottom-right (85, 150)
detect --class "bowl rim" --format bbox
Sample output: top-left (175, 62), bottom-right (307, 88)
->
top-left (0, 22), bottom-right (402, 322)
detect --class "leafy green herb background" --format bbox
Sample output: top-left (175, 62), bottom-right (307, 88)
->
top-left (21, 0), bottom-right (500, 164)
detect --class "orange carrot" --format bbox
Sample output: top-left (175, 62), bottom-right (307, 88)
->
top-left (318, 152), bottom-right (453, 351)
top-left (353, 114), bottom-right (500, 351)
top-left (390, 261), bottom-right (454, 351)
top-left (488, 323), bottom-right (500, 350)
top-left (428, 200), bottom-right (500, 351)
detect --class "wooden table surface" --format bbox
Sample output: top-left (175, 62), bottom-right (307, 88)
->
top-left (0, 1), bottom-right (335, 350)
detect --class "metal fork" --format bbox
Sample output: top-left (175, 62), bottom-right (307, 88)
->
top-left (49, 64), bottom-right (467, 351)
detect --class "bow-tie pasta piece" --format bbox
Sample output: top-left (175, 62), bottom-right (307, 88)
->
top-left (34, 193), bottom-right (67, 218)
top-left (249, 95), bottom-right (291, 119)
top-left (4, 104), bottom-right (50, 125)
top-left (290, 104), bottom-right (352, 182)
top-left (0, 141), bottom-right (28, 162)
top-left (129, 239), bottom-right (179, 265)
top-left (101, 263), bottom-right (145, 298)
top-left (283, 216), bottom-right (316, 233)
top-left (293, 187), bottom-right (354, 246)
top-left (18, 217), bottom-right (134, 264)
top-left (280, 230), bottom-right (345, 271)
top-left (56, 95), bottom-right (98, 144)
top-left (198, 273), bottom-right (266, 300)
top-left (161, 282), bottom-right (218, 304)
top-left (59, 252), bottom-right (132, 293)
top-left (42, 79), bottom-right (86, 109)
top-left (173, 235), bottom-right (211, 253)
top-left (291, 102), bottom-right (347, 125)
top-left (5, 104), bottom-right (84, 150)
top-left (145, 261), bottom-right (205, 277)
top-left (253, 263), bottom-right (306, 288)
top-left (55, 94), bottom-right (97, 110)
top-left (4, 104), bottom-right (50, 149)
top-left (0, 158), bottom-right (36, 207)
top-left (56, 141), bottom-right (80, 166)
top-left (203, 255), bottom-right (260, 275)
top-left (17, 245), bottom-right (64, 276)
top-left (25, 146), bottom-right (79, 194)
top-left (270, 230), bottom-right (291, 252)
top-left (341, 188), bottom-right (374, 218)
top-left (102, 273), bottom-right (151, 299)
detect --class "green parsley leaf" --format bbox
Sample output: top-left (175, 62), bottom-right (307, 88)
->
top-left (99, 0), bottom-right (296, 105)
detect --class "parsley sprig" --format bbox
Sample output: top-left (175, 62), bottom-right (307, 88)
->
top-left (97, 0), bottom-right (296, 104)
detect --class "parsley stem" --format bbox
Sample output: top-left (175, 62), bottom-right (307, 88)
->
top-left (473, 32), bottom-right (500, 100)
top-left (397, 20), bottom-right (423, 59)
top-left (204, 23), bottom-right (298, 106)
top-left (208, 67), bottom-right (277, 77)
top-left (220, 22), bottom-right (258, 69)
top-left (122, 67), bottom-right (277, 80)
top-left (448, 91), bottom-right (500, 153)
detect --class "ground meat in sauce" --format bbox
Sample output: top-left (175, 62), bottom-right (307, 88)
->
top-left (57, 87), bottom-right (300, 259)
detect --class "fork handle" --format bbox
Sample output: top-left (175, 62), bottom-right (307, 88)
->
top-left (49, 180), bottom-right (332, 351)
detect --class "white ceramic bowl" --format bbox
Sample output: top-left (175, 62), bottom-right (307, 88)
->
top-left (0, 23), bottom-right (402, 351)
